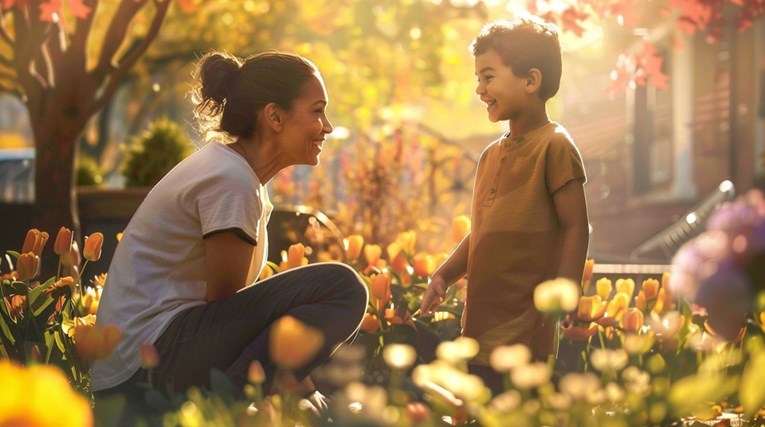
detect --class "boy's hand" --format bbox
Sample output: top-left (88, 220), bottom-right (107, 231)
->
top-left (420, 274), bottom-right (448, 316)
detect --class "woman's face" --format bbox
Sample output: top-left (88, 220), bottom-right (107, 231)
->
top-left (279, 74), bottom-right (333, 166)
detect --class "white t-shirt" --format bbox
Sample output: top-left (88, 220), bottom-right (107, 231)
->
top-left (92, 141), bottom-right (273, 391)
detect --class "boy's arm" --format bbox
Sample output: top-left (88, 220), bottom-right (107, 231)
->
top-left (419, 234), bottom-right (470, 316)
top-left (552, 180), bottom-right (590, 283)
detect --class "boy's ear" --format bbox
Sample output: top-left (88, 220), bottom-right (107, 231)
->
top-left (263, 103), bottom-right (283, 132)
top-left (525, 68), bottom-right (543, 95)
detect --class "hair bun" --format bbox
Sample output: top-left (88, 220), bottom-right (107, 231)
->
top-left (199, 53), bottom-right (241, 104)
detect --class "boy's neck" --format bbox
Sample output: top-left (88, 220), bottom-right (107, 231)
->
top-left (507, 108), bottom-right (550, 138)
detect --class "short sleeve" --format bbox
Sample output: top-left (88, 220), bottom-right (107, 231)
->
top-left (545, 134), bottom-right (587, 194)
top-left (196, 171), bottom-right (262, 244)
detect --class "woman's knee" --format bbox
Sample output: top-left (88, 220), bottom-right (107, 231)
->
top-left (321, 262), bottom-right (368, 305)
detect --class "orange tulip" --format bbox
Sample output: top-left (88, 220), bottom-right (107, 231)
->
top-left (395, 231), bottom-right (416, 256)
top-left (595, 278), bottom-right (612, 300)
top-left (621, 308), bottom-right (644, 332)
top-left (360, 313), bottom-right (380, 333)
top-left (73, 324), bottom-right (123, 360)
top-left (371, 273), bottom-right (392, 312)
top-left (248, 360), bottom-right (266, 384)
top-left (390, 254), bottom-right (409, 275)
top-left (561, 322), bottom-right (598, 341)
top-left (139, 343), bottom-right (160, 369)
top-left (53, 227), bottom-right (73, 256)
top-left (451, 215), bottom-right (471, 244)
top-left (641, 279), bottom-right (660, 299)
top-left (387, 242), bottom-right (402, 261)
top-left (21, 229), bottom-right (49, 256)
top-left (16, 252), bottom-right (39, 281)
top-left (269, 315), bottom-right (324, 370)
top-left (60, 241), bottom-right (80, 267)
top-left (576, 295), bottom-right (607, 322)
top-left (582, 259), bottom-right (595, 284)
top-left (83, 232), bottom-right (104, 262)
top-left (344, 234), bottom-right (364, 261)
top-left (412, 253), bottom-right (436, 278)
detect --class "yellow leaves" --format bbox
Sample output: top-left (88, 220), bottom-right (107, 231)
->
top-left (0, 361), bottom-right (93, 427)
top-left (269, 315), bottom-right (324, 371)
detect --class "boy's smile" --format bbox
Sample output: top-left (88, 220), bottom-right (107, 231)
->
top-left (474, 49), bottom-right (529, 123)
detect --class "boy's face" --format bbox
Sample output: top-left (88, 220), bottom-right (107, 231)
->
top-left (474, 49), bottom-right (528, 123)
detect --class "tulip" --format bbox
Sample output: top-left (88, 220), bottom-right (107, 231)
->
top-left (395, 231), bottom-right (416, 256)
top-left (489, 344), bottom-right (531, 373)
top-left (561, 321), bottom-right (598, 341)
top-left (595, 278), bottom-right (612, 300)
top-left (285, 243), bottom-right (308, 270)
top-left (615, 278), bottom-right (635, 299)
top-left (83, 232), bottom-right (104, 262)
top-left (581, 258), bottom-right (595, 287)
top-left (259, 264), bottom-right (275, 280)
top-left (15, 252), bottom-right (39, 281)
top-left (412, 253), bottom-right (436, 278)
top-left (576, 295), bottom-right (607, 322)
top-left (364, 244), bottom-right (382, 268)
top-left (370, 273), bottom-right (392, 311)
top-left (641, 279), bottom-right (660, 299)
top-left (60, 241), bottom-right (80, 267)
top-left (359, 313), bottom-right (380, 333)
top-left (534, 278), bottom-right (580, 314)
top-left (73, 324), bottom-right (123, 360)
top-left (344, 234), bottom-right (364, 261)
top-left (621, 308), bottom-right (644, 332)
top-left (390, 254), bottom-right (409, 275)
top-left (53, 226), bottom-right (73, 256)
top-left (21, 229), bottom-right (48, 256)
top-left (387, 242), bottom-right (402, 261)
top-left (511, 361), bottom-right (552, 390)
top-left (605, 292), bottom-right (630, 320)
top-left (248, 360), bottom-right (266, 384)
top-left (8, 295), bottom-right (26, 319)
top-left (451, 215), bottom-right (471, 244)
top-left (139, 343), bottom-right (160, 369)
top-left (590, 348), bottom-right (628, 373)
top-left (269, 315), bottom-right (324, 370)
top-left (383, 343), bottom-right (417, 370)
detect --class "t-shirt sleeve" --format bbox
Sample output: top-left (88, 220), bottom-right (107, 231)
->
top-left (196, 172), bottom-right (262, 245)
top-left (546, 135), bottom-right (587, 194)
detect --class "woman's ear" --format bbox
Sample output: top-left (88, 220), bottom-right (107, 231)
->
top-left (525, 68), bottom-right (543, 95)
top-left (263, 103), bottom-right (283, 132)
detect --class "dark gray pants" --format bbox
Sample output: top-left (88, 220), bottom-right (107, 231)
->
top-left (97, 262), bottom-right (368, 398)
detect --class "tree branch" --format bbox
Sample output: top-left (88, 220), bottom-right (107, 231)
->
top-left (0, 52), bottom-right (12, 68)
top-left (96, 0), bottom-right (145, 72)
top-left (84, 0), bottom-right (171, 123)
top-left (71, 0), bottom-right (98, 68)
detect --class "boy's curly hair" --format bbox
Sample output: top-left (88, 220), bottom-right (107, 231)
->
top-left (471, 16), bottom-right (562, 101)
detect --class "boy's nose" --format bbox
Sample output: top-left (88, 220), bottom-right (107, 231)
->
top-left (475, 83), bottom-right (484, 95)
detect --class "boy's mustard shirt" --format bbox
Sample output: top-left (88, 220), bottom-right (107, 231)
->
top-left (464, 121), bottom-right (586, 364)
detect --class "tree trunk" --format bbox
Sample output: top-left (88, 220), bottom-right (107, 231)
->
top-left (31, 108), bottom-right (82, 273)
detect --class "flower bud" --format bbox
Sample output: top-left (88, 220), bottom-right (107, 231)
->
top-left (53, 227), bottom-right (73, 256)
top-left (83, 232), bottom-right (104, 262)
top-left (344, 235), bottom-right (364, 261)
top-left (269, 315), bottom-right (324, 370)
top-left (451, 215), bottom-right (471, 244)
top-left (595, 278), bottom-right (612, 300)
top-left (248, 360), bottom-right (266, 384)
top-left (16, 252), bottom-right (40, 281)
top-left (139, 343), bottom-right (160, 368)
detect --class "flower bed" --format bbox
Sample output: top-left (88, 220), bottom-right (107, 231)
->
top-left (1, 190), bottom-right (765, 426)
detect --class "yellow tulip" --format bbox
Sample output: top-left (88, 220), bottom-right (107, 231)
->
top-left (451, 215), bottom-right (471, 243)
top-left (533, 278), bottom-right (580, 314)
top-left (621, 308), bottom-right (644, 333)
top-left (259, 264), bottom-right (275, 280)
top-left (576, 295), bottom-right (607, 322)
top-left (53, 226), bottom-right (73, 256)
top-left (387, 242), bottom-right (402, 260)
top-left (0, 361), bottom-right (93, 427)
top-left (73, 324), bottom-right (123, 360)
top-left (605, 292), bottom-right (630, 320)
top-left (16, 252), bottom-right (39, 281)
top-left (595, 278), bottom-right (612, 300)
top-left (345, 234), bottom-right (364, 261)
top-left (364, 244), bottom-right (382, 267)
top-left (615, 278), bottom-right (635, 299)
top-left (83, 232), bottom-right (104, 262)
top-left (581, 258), bottom-right (595, 290)
top-left (395, 230), bottom-right (416, 256)
top-left (269, 315), bottom-right (324, 370)
top-left (641, 279), bottom-right (660, 299)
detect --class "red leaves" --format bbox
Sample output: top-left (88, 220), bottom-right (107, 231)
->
top-left (606, 42), bottom-right (669, 95)
top-left (37, 0), bottom-right (92, 23)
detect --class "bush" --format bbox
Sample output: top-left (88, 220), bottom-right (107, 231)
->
top-left (76, 154), bottom-right (103, 186)
top-left (122, 118), bottom-right (193, 187)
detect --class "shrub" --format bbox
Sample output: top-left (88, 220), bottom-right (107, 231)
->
top-left (122, 118), bottom-right (193, 187)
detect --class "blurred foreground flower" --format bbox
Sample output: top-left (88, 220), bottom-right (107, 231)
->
top-left (534, 277), bottom-right (580, 314)
top-left (73, 324), bottom-right (123, 360)
top-left (0, 361), bottom-right (93, 426)
top-left (269, 315), bottom-right (324, 370)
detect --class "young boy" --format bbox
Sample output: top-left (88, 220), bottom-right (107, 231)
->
top-left (420, 16), bottom-right (589, 392)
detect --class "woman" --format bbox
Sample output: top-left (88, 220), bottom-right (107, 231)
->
top-left (92, 51), bottom-right (368, 408)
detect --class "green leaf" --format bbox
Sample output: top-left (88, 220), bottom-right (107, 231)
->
top-left (29, 283), bottom-right (55, 317)
top-left (93, 393), bottom-right (127, 427)
top-left (0, 314), bottom-right (16, 345)
top-left (53, 329), bottom-right (67, 354)
top-left (6, 250), bottom-right (20, 259)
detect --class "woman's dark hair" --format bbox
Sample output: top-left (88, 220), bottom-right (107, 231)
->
top-left (471, 16), bottom-right (562, 101)
top-left (192, 51), bottom-right (319, 139)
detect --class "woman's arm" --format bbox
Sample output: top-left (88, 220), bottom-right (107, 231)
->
top-left (203, 231), bottom-right (255, 301)
top-left (552, 180), bottom-right (590, 283)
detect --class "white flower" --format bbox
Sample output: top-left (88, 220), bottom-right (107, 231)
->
top-left (534, 278), bottom-right (580, 314)
top-left (510, 362), bottom-right (552, 390)
top-left (489, 344), bottom-right (532, 373)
